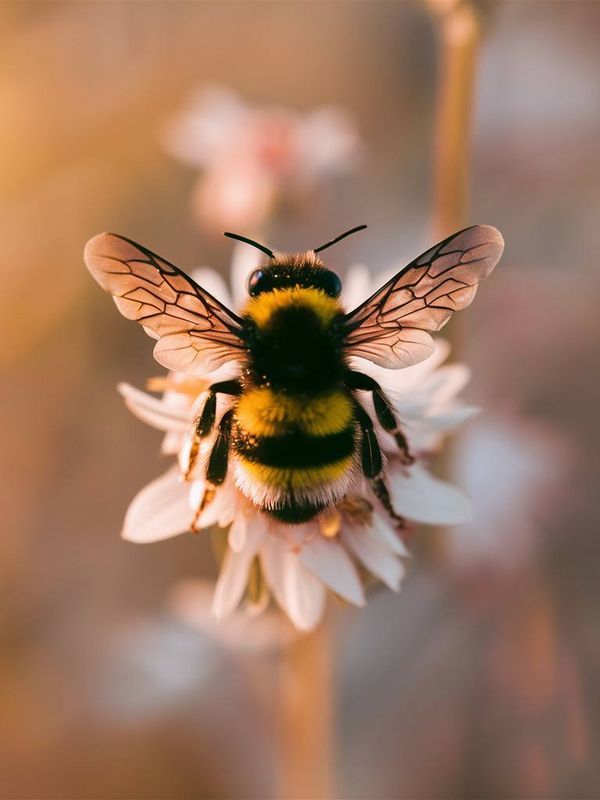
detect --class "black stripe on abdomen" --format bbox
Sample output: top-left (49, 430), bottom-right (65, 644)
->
top-left (233, 425), bottom-right (355, 468)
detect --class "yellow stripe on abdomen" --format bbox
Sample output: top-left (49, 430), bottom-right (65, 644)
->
top-left (240, 456), bottom-right (353, 491)
top-left (235, 387), bottom-right (353, 438)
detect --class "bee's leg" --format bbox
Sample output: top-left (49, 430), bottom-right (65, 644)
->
top-left (353, 399), bottom-right (383, 478)
top-left (353, 399), bottom-right (406, 530)
top-left (371, 476), bottom-right (406, 530)
top-left (184, 380), bottom-right (241, 481)
top-left (346, 370), bottom-right (414, 465)
top-left (196, 379), bottom-right (242, 438)
top-left (206, 408), bottom-right (234, 486)
top-left (192, 408), bottom-right (234, 527)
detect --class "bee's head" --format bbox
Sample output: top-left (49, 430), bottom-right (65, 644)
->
top-left (223, 225), bottom-right (366, 299)
top-left (246, 253), bottom-right (342, 298)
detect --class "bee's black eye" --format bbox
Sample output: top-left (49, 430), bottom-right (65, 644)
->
top-left (247, 269), bottom-right (268, 296)
top-left (319, 270), bottom-right (342, 298)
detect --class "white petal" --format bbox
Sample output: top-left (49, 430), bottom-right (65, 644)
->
top-left (260, 536), bottom-right (326, 631)
top-left (230, 243), bottom-right (262, 310)
top-left (228, 513), bottom-right (247, 552)
top-left (260, 536), bottom-right (288, 609)
top-left (190, 267), bottom-right (233, 308)
top-left (211, 523), bottom-right (264, 620)
top-left (118, 383), bottom-right (190, 433)
top-left (196, 477), bottom-right (239, 529)
top-left (342, 526), bottom-right (405, 591)
top-left (161, 430), bottom-right (187, 456)
top-left (423, 406), bottom-right (479, 429)
top-left (388, 463), bottom-right (472, 525)
top-left (370, 510), bottom-right (410, 557)
top-left (283, 558), bottom-right (326, 631)
top-left (162, 86), bottom-right (245, 167)
top-left (189, 480), bottom-right (205, 512)
top-left (122, 468), bottom-right (192, 543)
top-left (374, 338), bottom-right (452, 395)
top-left (341, 264), bottom-right (372, 310)
top-left (296, 107), bottom-right (361, 176)
top-left (419, 364), bottom-right (471, 409)
top-left (388, 406), bottom-right (477, 457)
top-left (211, 549), bottom-right (255, 621)
top-left (298, 536), bottom-right (365, 607)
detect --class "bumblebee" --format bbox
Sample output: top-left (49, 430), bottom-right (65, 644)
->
top-left (85, 224), bottom-right (503, 525)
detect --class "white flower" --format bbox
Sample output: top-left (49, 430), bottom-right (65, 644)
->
top-left (162, 85), bottom-right (362, 232)
top-left (118, 248), bottom-right (475, 631)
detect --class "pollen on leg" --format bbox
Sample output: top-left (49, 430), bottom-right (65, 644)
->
top-left (191, 486), bottom-right (216, 532)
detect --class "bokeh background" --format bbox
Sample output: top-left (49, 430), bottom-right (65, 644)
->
top-left (1, 2), bottom-right (599, 798)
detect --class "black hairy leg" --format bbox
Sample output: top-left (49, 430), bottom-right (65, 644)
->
top-left (353, 397), bottom-right (406, 529)
top-left (206, 409), bottom-right (234, 485)
top-left (371, 476), bottom-right (406, 530)
top-left (190, 407), bottom-right (235, 529)
top-left (353, 399), bottom-right (383, 478)
top-left (183, 379), bottom-right (241, 480)
top-left (196, 379), bottom-right (242, 438)
top-left (346, 370), bottom-right (414, 465)
top-left (190, 407), bottom-right (235, 528)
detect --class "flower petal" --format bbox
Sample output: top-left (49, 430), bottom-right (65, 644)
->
top-left (298, 536), bottom-right (365, 607)
top-left (260, 536), bottom-right (326, 631)
top-left (228, 512), bottom-right (247, 552)
top-left (370, 511), bottom-right (410, 557)
top-left (122, 468), bottom-right (192, 543)
top-left (358, 338), bottom-right (451, 396)
top-left (388, 463), bottom-right (472, 525)
top-left (191, 267), bottom-right (233, 308)
top-left (118, 383), bottom-right (190, 433)
top-left (341, 264), bottom-right (372, 309)
top-left (419, 364), bottom-right (471, 410)
top-left (211, 522), bottom-right (264, 620)
top-left (297, 107), bottom-right (361, 176)
top-left (342, 525), bottom-right (405, 591)
top-left (283, 558), bottom-right (326, 631)
top-left (423, 406), bottom-right (479, 430)
top-left (192, 477), bottom-right (239, 530)
top-left (230, 243), bottom-right (262, 310)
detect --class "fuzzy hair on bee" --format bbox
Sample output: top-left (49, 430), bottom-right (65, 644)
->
top-left (85, 224), bottom-right (504, 526)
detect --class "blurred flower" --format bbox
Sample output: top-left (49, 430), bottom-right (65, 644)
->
top-left (95, 618), bottom-right (220, 722)
top-left (117, 248), bottom-right (475, 631)
top-left (450, 415), bottom-right (571, 571)
top-left (162, 85), bottom-right (362, 232)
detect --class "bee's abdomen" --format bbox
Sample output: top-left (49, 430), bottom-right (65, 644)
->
top-left (232, 387), bottom-right (356, 520)
top-left (234, 428), bottom-right (355, 468)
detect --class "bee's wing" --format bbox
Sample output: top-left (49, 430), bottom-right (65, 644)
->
top-left (84, 233), bottom-right (246, 375)
top-left (342, 225), bottom-right (504, 369)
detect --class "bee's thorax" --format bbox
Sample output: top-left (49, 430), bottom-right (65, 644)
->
top-left (242, 285), bottom-right (345, 393)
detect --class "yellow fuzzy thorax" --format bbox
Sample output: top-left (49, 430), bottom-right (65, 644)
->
top-left (242, 286), bottom-right (341, 330)
top-left (235, 387), bottom-right (354, 438)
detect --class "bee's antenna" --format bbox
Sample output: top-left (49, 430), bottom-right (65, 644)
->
top-left (223, 232), bottom-right (274, 259)
top-left (313, 224), bottom-right (367, 254)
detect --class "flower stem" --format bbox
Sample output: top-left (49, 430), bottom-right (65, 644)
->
top-left (430, 0), bottom-right (481, 244)
top-left (278, 621), bottom-right (334, 799)
top-left (428, 0), bottom-right (482, 560)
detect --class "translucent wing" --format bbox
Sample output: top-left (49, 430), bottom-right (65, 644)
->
top-left (84, 233), bottom-right (246, 375)
top-left (343, 225), bottom-right (504, 369)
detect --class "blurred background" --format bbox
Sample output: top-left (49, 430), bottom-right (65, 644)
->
top-left (1, 1), bottom-right (599, 798)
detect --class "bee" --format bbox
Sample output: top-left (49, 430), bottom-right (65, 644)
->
top-left (85, 224), bottom-right (503, 526)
